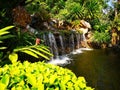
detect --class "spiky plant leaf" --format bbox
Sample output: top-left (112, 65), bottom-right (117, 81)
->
top-left (13, 45), bottom-right (52, 60)
top-left (35, 46), bottom-right (53, 56)
top-left (21, 49), bottom-right (39, 58)
top-left (0, 31), bottom-right (9, 36)
top-left (0, 26), bottom-right (14, 31)
top-left (0, 26), bottom-right (14, 50)
top-left (0, 35), bottom-right (15, 40)
top-left (0, 47), bottom-right (7, 50)
top-left (27, 48), bottom-right (50, 60)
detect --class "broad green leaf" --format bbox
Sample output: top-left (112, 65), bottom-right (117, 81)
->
top-left (21, 50), bottom-right (39, 58)
top-left (1, 74), bottom-right (10, 88)
top-left (49, 75), bottom-right (56, 84)
top-left (0, 82), bottom-right (6, 90)
top-left (26, 74), bottom-right (37, 87)
top-left (78, 77), bottom-right (86, 88)
top-left (59, 82), bottom-right (66, 90)
top-left (15, 86), bottom-right (23, 90)
top-left (74, 85), bottom-right (80, 90)
top-left (37, 83), bottom-right (44, 90)
top-left (9, 53), bottom-right (18, 63)
top-left (11, 86), bottom-right (16, 90)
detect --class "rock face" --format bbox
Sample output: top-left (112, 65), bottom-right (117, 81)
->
top-left (39, 31), bottom-right (84, 58)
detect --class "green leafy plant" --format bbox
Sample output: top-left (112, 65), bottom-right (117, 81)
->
top-left (0, 26), bottom-right (15, 50)
top-left (0, 26), bottom-right (53, 65)
top-left (9, 45), bottom-right (53, 63)
top-left (92, 31), bottom-right (111, 44)
top-left (0, 61), bottom-right (94, 90)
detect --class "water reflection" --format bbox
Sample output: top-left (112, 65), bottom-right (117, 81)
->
top-left (65, 49), bottom-right (120, 90)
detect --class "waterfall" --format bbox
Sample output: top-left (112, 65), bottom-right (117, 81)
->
top-left (42, 33), bottom-right (47, 45)
top-left (26, 25), bottom-right (38, 34)
top-left (76, 33), bottom-right (81, 49)
top-left (48, 32), bottom-right (59, 59)
top-left (39, 31), bottom-right (92, 65)
top-left (59, 35), bottom-right (65, 56)
top-left (69, 33), bottom-right (75, 52)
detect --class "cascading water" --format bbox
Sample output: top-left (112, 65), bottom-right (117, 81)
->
top-left (42, 33), bottom-right (47, 45)
top-left (48, 32), bottom-right (59, 59)
top-left (59, 35), bottom-right (65, 56)
top-left (76, 33), bottom-right (80, 49)
top-left (40, 31), bottom-right (92, 65)
top-left (69, 33), bottom-right (75, 53)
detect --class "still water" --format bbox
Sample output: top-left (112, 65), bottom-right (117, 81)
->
top-left (65, 49), bottom-right (120, 90)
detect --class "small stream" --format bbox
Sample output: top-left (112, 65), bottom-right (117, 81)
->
top-left (65, 49), bottom-right (120, 90)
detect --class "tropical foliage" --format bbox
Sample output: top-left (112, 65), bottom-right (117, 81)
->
top-left (0, 26), bottom-right (52, 65)
top-left (0, 61), bottom-right (94, 90)
top-left (1, 0), bottom-right (120, 90)
top-left (92, 31), bottom-right (111, 44)
top-left (0, 26), bottom-right (14, 50)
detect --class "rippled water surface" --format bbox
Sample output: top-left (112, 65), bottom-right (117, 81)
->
top-left (65, 49), bottom-right (120, 90)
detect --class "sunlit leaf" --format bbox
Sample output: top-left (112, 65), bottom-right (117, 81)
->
top-left (0, 35), bottom-right (15, 40)
top-left (0, 47), bottom-right (7, 50)
top-left (35, 47), bottom-right (53, 56)
top-left (0, 82), bottom-right (6, 90)
top-left (28, 48), bottom-right (50, 60)
top-left (0, 31), bottom-right (9, 36)
top-left (26, 74), bottom-right (36, 87)
top-left (21, 49), bottom-right (39, 58)
top-left (0, 26), bottom-right (14, 31)
top-left (1, 74), bottom-right (10, 87)
top-left (9, 53), bottom-right (18, 63)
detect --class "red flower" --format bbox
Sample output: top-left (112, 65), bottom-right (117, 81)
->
top-left (35, 38), bottom-right (40, 45)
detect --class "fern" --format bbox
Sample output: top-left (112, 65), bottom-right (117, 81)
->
top-left (0, 26), bottom-right (53, 64)
top-left (0, 26), bottom-right (14, 50)
top-left (13, 45), bottom-right (53, 61)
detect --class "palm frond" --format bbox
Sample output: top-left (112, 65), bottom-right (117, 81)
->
top-left (13, 45), bottom-right (53, 60)
top-left (0, 26), bottom-right (14, 50)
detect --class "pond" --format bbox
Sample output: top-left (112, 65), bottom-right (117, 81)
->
top-left (65, 49), bottom-right (120, 90)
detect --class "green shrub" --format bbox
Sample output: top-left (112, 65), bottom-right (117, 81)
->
top-left (0, 61), bottom-right (94, 90)
top-left (92, 31), bottom-right (111, 44)
top-left (0, 26), bottom-right (53, 65)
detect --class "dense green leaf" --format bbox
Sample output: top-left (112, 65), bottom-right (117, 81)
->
top-left (1, 74), bottom-right (10, 87)
top-left (0, 61), bottom-right (94, 89)
top-left (0, 82), bottom-right (6, 90)
top-left (9, 53), bottom-right (18, 63)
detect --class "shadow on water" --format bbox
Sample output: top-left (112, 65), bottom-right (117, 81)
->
top-left (65, 49), bottom-right (120, 90)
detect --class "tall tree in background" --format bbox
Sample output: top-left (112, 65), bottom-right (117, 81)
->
top-left (108, 0), bottom-right (120, 30)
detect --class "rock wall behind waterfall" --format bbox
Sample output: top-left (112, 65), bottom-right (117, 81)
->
top-left (39, 31), bottom-right (84, 59)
